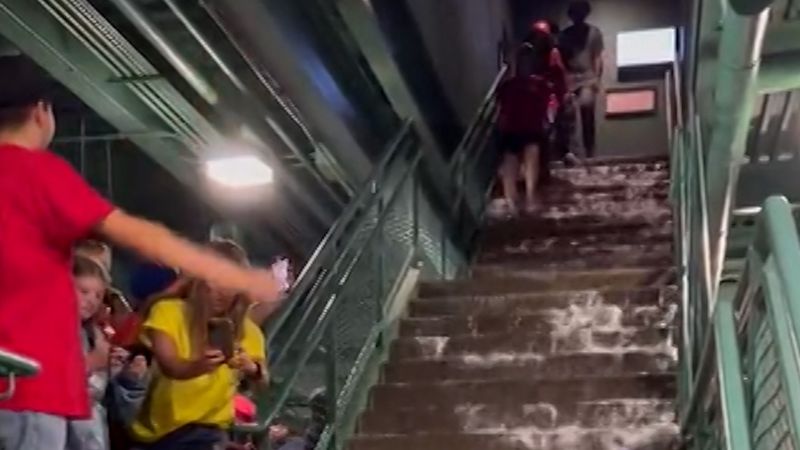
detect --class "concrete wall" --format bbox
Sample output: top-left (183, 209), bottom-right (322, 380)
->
top-left (406, 0), bottom-right (513, 126)
top-left (511, 0), bottom-right (687, 157)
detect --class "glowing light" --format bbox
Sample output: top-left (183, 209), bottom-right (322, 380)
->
top-left (205, 155), bottom-right (273, 188)
top-left (617, 27), bottom-right (676, 67)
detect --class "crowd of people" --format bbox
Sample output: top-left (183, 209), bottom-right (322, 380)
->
top-left (495, 0), bottom-right (605, 215)
top-left (0, 56), bottom-right (299, 450)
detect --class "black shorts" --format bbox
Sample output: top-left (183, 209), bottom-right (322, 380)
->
top-left (497, 131), bottom-right (548, 156)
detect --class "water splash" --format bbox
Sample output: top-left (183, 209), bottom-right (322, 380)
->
top-left (540, 198), bottom-right (670, 223)
top-left (455, 399), bottom-right (679, 450)
top-left (545, 291), bottom-right (677, 359)
top-left (415, 336), bottom-right (449, 359)
top-left (496, 423), bottom-right (679, 450)
top-left (459, 352), bottom-right (544, 368)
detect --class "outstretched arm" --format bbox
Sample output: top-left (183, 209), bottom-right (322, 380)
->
top-left (97, 210), bottom-right (280, 302)
top-left (32, 153), bottom-right (281, 303)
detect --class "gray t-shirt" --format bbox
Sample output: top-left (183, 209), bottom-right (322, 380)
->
top-left (560, 23), bottom-right (604, 87)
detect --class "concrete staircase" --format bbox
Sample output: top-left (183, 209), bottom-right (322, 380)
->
top-left (350, 157), bottom-right (680, 450)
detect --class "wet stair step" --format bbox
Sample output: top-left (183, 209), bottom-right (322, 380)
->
top-left (488, 200), bottom-right (672, 224)
top-left (476, 243), bottom-right (674, 270)
top-left (368, 374), bottom-right (676, 411)
top-left (349, 427), bottom-right (680, 450)
top-left (409, 286), bottom-right (677, 317)
top-left (479, 241), bottom-right (672, 261)
top-left (419, 267), bottom-right (676, 297)
top-left (470, 265), bottom-right (677, 283)
top-left (478, 226), bottom-right (674, 250)
top-left (480, 218), bottom-right (673, 245)
top-left (382, 351), bottom-right (676, 383)
top-left (359, 399), bottom-right (676, 434)
top-left (399, 306), bottom-right (676, 338)
top-left (390, 328), bottom-right (673, 361)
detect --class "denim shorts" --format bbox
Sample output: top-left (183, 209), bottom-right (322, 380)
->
top-left (0, 410), bottom-right (68, 450)
top-left (66, 403), bottom-right (109, 450)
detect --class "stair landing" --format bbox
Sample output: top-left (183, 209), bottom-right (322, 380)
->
top-left (349, 158), bottom-right (680, 450)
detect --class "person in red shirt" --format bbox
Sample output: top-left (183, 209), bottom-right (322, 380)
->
top-left (0, 57), bottom-right (284, 450)
top-left (525, 20), bottom-right (581, 169)
top-left (496, 39), bottom-right (563, 215)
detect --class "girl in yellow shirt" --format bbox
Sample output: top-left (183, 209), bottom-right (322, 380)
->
top-left (131, 240), bottom-right (267, 450)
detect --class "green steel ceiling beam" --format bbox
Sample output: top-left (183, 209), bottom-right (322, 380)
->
top-left (758, 51), bottom-right (800, 93)
top-left (0, 0), bottom-right (199, 186)
top-left (103, 0), bottom-right (339, 227)
top-left (762, 21), bottom-right (800, 55)
top-left (0, 0), bottom-right (329, 247)
top-left (730, 0), bottom-right (774, 14)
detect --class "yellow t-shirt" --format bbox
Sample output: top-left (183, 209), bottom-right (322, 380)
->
top-left (131, 299), bottom-right (265, 442)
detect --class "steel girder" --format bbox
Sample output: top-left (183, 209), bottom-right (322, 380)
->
top-left (0, 0), bottom-right (337, 249)
top-left (0, 0), bottom-right (201, 185)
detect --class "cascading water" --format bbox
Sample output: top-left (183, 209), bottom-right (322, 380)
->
top-left (351, 157), bottom-right (680, 450)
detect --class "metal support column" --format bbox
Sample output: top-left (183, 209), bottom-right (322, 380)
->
top-left (705, 5), bottom-right (770, 296)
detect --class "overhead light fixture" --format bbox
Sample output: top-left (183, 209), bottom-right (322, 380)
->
top-left (205, 155), bottom-right (273, 188)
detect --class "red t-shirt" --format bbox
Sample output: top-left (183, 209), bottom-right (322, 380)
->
top-left (0, 144), bottom-right (114, 418)
top-left (497, 75), bottom-right (554, 134)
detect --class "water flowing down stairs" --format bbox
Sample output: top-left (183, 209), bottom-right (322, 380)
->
top-left (349, 157), bottom-right (680, 450)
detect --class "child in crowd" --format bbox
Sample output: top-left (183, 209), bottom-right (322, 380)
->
top-left (76, 239), bottom-right (135, 324)
top-left (75, 239), bottom-right (113, 272)
top-left (68, 255), bottom-right (117, 450)
top-left (106, 262), bottom-right (181, 450)
top-left (130, 240), bottom-right (269, 450)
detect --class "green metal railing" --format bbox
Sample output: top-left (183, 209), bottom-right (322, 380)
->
top-left (239, 66), bottom-right (506, 448)
top-left (673, 114), bottom-right (800, 449)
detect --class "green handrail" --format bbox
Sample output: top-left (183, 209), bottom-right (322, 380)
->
top-left (240, 68), bottom-right (505, 448)
top-left (675, 109), bottom-right (800, 449)
top-left (0, 348), bottom-right (40, 400)
top-left (265, 120), bottom-right (416, 363)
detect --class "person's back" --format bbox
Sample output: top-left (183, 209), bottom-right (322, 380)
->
top-left (497, 75), bottom-right (553, 135)
top-left (559, 1), bottom-right (604, 158)
top-left (560, 1), bottom-right (604, 87)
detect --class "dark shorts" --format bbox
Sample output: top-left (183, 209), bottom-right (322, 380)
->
top-left (134, 425), bottom-right (226, 450)
top-left (497, 132), bottom-right (548, 156)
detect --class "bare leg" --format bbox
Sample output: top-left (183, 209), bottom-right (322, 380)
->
top-left (499, 152), bottom-right (520, 214)
top-left (522, 143), bottom-right (541, 209)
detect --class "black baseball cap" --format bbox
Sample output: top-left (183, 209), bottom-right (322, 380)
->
top-left (0, 57), bottom-right (53, 109)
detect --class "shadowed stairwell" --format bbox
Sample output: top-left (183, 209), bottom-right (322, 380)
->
top-left (349, 156), bottom-right (681, 450)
